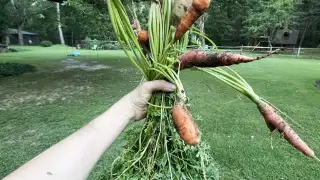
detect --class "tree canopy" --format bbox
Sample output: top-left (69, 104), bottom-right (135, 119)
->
top-left (1, 0), bottom-right (319, 47)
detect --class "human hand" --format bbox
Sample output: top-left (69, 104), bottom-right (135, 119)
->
top-left (128, 80), bottom-right (176, 121)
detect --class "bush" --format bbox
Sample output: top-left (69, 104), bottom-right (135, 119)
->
top-left (8, 48), bottom-right (19, 52)
top-left (100, 41), bottom-right (121, 50)
top-left (82, 37), bottom-right (121, 50)
top-left (83, 37), bottom-right (100, 49)
top-left (40, 40), bottom-right (52, 47)
top-left (0, 63), bottom-right (37, 77)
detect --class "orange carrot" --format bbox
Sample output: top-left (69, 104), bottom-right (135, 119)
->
top-left (283, 125), bottom-right (315, 158)
top-left (178, 50), bottom-right (279, 69)
top-left (172, 104), bottom-right (200, 146)
top-left (257, 102), bottom-right (278, 132)
top-left (258, 101), bottom-right (315, 158)
top-left (174, 0), bottom-right (210, 40)
top-left (137, 30), bottom-right (150, 54)
top-left (138, 30), bottom-right (149, 44)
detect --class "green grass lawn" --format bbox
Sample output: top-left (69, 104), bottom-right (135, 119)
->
top-left (1, 46), bottom-right (320, 179)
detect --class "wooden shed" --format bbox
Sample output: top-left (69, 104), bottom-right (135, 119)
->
top-left (257, 29), bottom-right (300, 50)
top-left (0, 28), bottom-right (40, 45)
top-left (272, 29), bottom-right (300, 47)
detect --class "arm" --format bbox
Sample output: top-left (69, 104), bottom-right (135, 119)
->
top-left (5, 80), bottom-right (176, 180)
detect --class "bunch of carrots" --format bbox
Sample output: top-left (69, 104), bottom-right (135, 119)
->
top-left (107, 0), bottom-right (317, 179)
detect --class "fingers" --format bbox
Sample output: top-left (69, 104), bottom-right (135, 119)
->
top-left (141, 80), bottom-right (176, 94)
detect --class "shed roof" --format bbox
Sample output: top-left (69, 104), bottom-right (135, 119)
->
top-left (273, 29), bottom-right (299, 45)
top-left (4, 28), bottom-right (37, 35)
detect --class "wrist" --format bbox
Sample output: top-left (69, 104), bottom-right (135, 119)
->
top-left (122, 93), bottom-right (137, 121)
top-left (89, 94), bottom-right (135, 131)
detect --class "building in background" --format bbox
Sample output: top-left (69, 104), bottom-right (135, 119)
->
top-left (272, 29), bottom-right (300, 47)
top-left (0, 28), bottom-right (40, 45)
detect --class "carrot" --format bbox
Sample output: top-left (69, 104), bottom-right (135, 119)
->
top-left (174, 0), bottom-right (210, 40)
top-left (172, 104), bottom-right (201, 146)
top-left (172, 0), bottom-right (193, 25)
top-left (257, 102), bottom-right (278, 132)
top-left (137, 30), bottom-right (149, 44)
top-left (137, 30), bottom-right (150, 54)
top-left (178, 50), bottom-right (279, 69)
top-left (130, 10), bottom-right (149, 51)
top-left (258, 101), bottom-right (315, 158)
top-left (283, 125), bottom-right (315, 158)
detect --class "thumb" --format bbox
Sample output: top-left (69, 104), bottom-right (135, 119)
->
top-left (141, 80), bottom-right (176, 94)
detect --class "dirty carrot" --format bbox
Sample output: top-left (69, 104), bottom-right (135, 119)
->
top-left (258, 101), bottom-right (315, 158)
top-left (174, 0), bottom-right (210, 40)
top-left (137, 30), bottom-right (149, 44)
top-left (178, 49), bottom-right (279, 69)
top-left (137, 30), bottom-right (150, 54)
top-left (257, 101), bottom-right (278, 132)
top-left (172, 104), bottom-right (201, 146)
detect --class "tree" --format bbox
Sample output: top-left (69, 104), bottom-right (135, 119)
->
top-left (243, 0), bottom-right (295, 44)
top-left (5, 0), bottom-right (54, 45)
top-left (0, 1), bottom-right (10, 44)
top-left (295, 0), bottom-right (320, 47)
top-left (64, 0), bottom-right (114, 42)
top-left (56, 2), bottom-right (65, 45)
top-left (18, 0), bottom-right (114, 45)
top-left (0, 0), bottom-right (10, 31)
top-left (205, 0), bottom-right (248, 45)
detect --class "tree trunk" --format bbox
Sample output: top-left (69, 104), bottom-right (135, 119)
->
top-left (5, 35), bottom-right (9, 46)
top-left (299, 17), bottom-right (319, 48)
top-left (298, 25), bottom-right (308, 48)
top-left (199, 15), bottom-right (205, 46)
top-left (311, 23), bottom-right (317, 47)
top-left (17, 23), bottom-right (24, 46)
top-left (57, 3), bottom-right (65, 45)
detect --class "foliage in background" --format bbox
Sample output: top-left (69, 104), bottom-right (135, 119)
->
top-left (64, 0), bottom-right (114, 42)
top-left (82, 37), bottom-right (99, 49)
top-left (4, 0), bottom-right (54, 45)
top-left (243, 0), bottom-right (295, 40)
top-left (294, 0), bottom-right (320, 47)
top-left (205, 0), bottom-right (320, 47)
top-left (205, 0), bottom-right (248, 46)
top-left (0, 62), bottom-right (36, 77)
top-left (123, 0), bottom-right (150, 29)
top-left (2, 0), bottom-right (115, 46)
top-left (40, 40), bottom-right (53, 47)
top-left (82, 37), bottom-right (120, 50)
top-left (0, 0), bottom-right (10, 42)
top-left (8, 48), bottom-right (19, 52)
top-left (1, 0), bottom-right (319, 47)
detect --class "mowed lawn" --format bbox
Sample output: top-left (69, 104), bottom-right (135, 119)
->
top-left (1, 46), bottom-right (320, 179)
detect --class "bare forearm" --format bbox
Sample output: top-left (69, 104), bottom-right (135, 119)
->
top-left (5, 80), bottom-right (175, 180)
top-left (5, 94), bottom-right (135, 180)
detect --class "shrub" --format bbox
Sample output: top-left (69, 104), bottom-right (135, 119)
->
top-left (83, 37), bottom-right (100, 49)
top-left (82, 37), bottom-right (121, 50)
top-left (100, 41), bottom-right (120, 50)
top-left (40, 40), bottom-right (53, 47)
top-left (8, 48), bottom-right (19, 52)
top-left (0, 63), bottom-right (37, 77)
